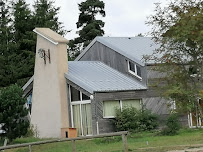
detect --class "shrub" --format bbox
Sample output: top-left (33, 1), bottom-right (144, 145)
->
top-left (114, 107), bottom-right (159, 132)
top-left (0, 84), bottom-right (29, 142)
top-left (161, 113), bottom-right (181, 135)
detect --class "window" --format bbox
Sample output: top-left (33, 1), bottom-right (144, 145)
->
top-left (70, 86), bottom-right (90, 102)
top-left (128, 61), bottom-right (142, 80)
top-left (26, 93), bottom-right (32, 114)
top-left (103, 99), bottom-right (141, 118)
top-left (103, 100), bottom-right (120, 118)
top-left (69, 85), bottom-right (92, 136)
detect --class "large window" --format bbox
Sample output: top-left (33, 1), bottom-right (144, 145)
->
top-left (128, 60), bottom-right (142, 80)
top-left (69, 85), bottom-right (92, 136)
top-left (103, 99), bottom-right (141, 118)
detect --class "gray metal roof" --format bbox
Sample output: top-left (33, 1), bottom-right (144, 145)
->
top-left (75, 36), bottom-right (160, 66)
top-left (65, 61), bottom-right (147, 94)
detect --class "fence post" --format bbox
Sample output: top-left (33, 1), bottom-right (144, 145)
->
top-left (71, 140), bottom-right (77, 152)
top-left (29, 145), bottom-right (32, 152)
top-left (122, 133), bottom-right (128, 152)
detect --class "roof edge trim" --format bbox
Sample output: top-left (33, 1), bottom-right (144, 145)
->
top-left (75, 37), bottom-right (98, 61)
top-left (33, 29), bottom-right (59, 45)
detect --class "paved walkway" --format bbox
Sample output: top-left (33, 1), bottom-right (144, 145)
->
top-left (167, 146), bottom-right (203, 152)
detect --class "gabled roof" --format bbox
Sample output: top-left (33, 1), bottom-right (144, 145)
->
top-left (75, 37), bottom-right (160, 66)
top-left (65, 61), bottom-right (147, 94)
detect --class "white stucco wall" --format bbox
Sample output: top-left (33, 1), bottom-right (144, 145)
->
top-left (31, 32), bottom-right (69, 138)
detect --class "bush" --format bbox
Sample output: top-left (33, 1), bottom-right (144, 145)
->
top-left (0, 84), bottom-right (29, 142)
top-left (161, 113), bottom-right (181, 135)
top-left (114, 107), bottom-right (159, 132)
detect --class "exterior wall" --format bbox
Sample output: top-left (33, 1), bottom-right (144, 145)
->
top-left (93, 90), bottom-right (169, 134)
top-left (79, 42), bottom-right (147, 86)
top-left (31, 34), bottom-right (69, 138)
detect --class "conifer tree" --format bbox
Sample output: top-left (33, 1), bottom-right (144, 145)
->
top-left (11, 0), bottom-right (35, 86)
top-left (69, 0), bottom-right (105, 59)
top-left (33, 0), bottom-right (66, 35)
top-left (0, 0), bottom-right (16, 87)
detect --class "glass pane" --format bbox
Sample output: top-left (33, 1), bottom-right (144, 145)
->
top-left (136, 65), bottom-right (141, 77)
top-left (81, 104), bottom-right (92, 135)
top-left (103, 100), bottom-right (120, 117)
top-left (27, 93), bottom-right (32, 114)
top-left (122, 99), bottom-right (141, 110)
top-left (82, 93), bottom-right (90, 100)
top-left (70, 86), bottom-right (80, 101)
top-left (129, 61), bottom-right (135, 72)
top-left (73, 105), bottom-right (82, 136)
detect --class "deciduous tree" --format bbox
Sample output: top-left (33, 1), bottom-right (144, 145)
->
top-left (147, 0), bottom-right (203, 118)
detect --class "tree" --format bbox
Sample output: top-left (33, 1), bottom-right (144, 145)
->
top-left (11, 0), bottom-right (35, 86)
top-left (147, 0), bottom-right (203, 118)
top-left (68, 0), bottom-right (105, 59)
top-left (33, 0), bottom-right (66, 36)
top-left (0, 84), bottom-right (29, 142)
top-left (0, 0), bottom-right (16, 87)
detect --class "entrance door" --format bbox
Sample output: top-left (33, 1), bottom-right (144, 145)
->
top-left (72, 103), bottom-right (92, 136)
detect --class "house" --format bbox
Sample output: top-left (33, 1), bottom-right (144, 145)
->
top-left (23, 28), bottom-right (194, 138)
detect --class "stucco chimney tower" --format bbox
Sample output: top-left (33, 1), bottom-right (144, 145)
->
top-left (31, 28), bottom-right (69, 138)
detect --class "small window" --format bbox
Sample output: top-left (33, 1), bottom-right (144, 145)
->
top-left (70, 86), bottom-right (80, 101)
top-left (82, 93), bottom-right (90, 100)
top-left (122, 99), bottom-right (141, 110)
top-left (128, 61), bottom-right (142, 79)
top-left (129, 61), bottom-right (135, 72)
top-left (136, 65), bottom-right (142, 77)
top-left (103, 100), bottom-right (120, 118)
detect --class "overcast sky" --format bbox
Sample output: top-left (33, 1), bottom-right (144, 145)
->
top-left (26, 0), bottom-right (168, 40)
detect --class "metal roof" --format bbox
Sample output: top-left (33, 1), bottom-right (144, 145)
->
top-left (65, 61), bottom-right (147, 94)
top-left (75, 37), bottom-right (161, 66)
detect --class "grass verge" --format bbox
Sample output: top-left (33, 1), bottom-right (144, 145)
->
top-left (1, 128), bottom-right (203, 152)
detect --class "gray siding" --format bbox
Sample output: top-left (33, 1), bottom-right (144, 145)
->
top-left (79, 42), bottom-right (147, 86)
top-left (94, 90), bottom-right (170, 134)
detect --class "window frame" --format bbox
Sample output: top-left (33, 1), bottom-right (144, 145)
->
top-left (69, 85), bottom-right (91, 129)
top-left (127, 60), bottom-right (142, 80)
top-left (103, 99), bottom-right (142, 118)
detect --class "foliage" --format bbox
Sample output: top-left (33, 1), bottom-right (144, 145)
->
top-left (0, 84), bottom-right (29, 142)
top-left (114, 107), bottom-right (159, 132)
top-left (68, 0), bottom-right (105, 60)
top-left (0, 0), bottom-right (66, 88)
top-left (0, 0), bottom-right (16, 87)
top-left (33, 0), bottom-right (66, 36)
top-left (161, 113), bottom-right (181, 135)
top-left (147, 0), bottom-right (203, 115)
top-left (11, 0), bottom-right (35, 86)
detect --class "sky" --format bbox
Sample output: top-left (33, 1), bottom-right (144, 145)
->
top-left (26, 0), bottom-right (168, 40)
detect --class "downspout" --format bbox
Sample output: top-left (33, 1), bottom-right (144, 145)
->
top-left (93, 93), bottom-right (99, 135)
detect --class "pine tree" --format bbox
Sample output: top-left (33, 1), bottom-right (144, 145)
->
top-left (0, 0), bottom-right (16, 87)
top-left (68, 0), bottom-right (105, 59)
top-left (11, 0), bottom-right (35, 86)
top-left (0, 84), bottom-right (29, 142)
top-left (33, 0), bottom-right (66, 35)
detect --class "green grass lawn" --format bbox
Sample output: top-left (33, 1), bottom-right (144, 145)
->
top-left (1, 128), bottom-right (203, 152)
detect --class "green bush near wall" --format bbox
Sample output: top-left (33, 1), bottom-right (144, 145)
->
top-left (114, 107), bottom-right (159, 132)
top-left (161, 113), bottom-right (181, 135)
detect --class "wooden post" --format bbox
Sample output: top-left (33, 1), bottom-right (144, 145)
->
top-left (122, 133), bottom-right (128, 152)
top-left (2, 138), bottom-right (7, 152)
top-left (71, 140), bottom-right (77, 152)
top-left (29, 145), bottom-right (32, 152)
